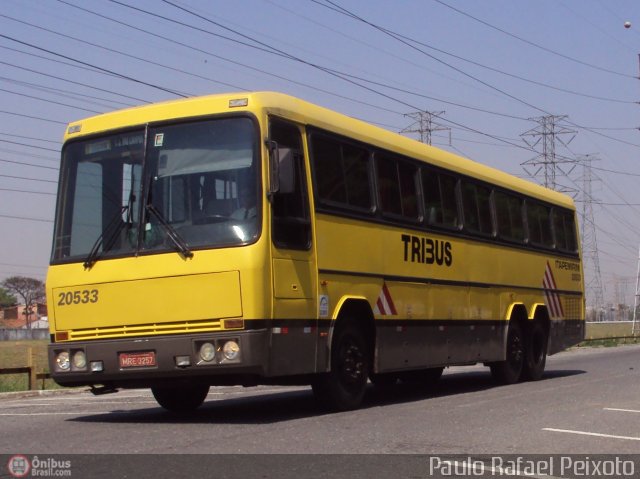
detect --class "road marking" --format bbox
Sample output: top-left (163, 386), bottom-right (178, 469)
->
top-left (543, 428), bottom-right (640, 441)
top-left (604, 407), bottom-right (640, 414)
top-left (0, 399), bottom-right (157, 407)
top-left (0, 412), bottom-right (85, 416)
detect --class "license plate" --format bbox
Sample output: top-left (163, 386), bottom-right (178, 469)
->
top-left (119, 351), bottom-right (156, 368)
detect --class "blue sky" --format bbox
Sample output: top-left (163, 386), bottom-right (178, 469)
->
top-left (1, 0), bottom-right (639, 308)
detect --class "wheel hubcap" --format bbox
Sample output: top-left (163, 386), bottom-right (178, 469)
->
top-left (340, 341), bottom-right (365, 385)
top-left (508, 333), bottom-right (523, 366)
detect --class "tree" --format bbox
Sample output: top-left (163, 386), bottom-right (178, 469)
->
top-left (0, 287), bottom-right (16, 308)
top-left (1, 276), bottom-right (45, 329)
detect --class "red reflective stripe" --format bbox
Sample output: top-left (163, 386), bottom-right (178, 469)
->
top-left (381, 283), bottom-right (397, 315)
top-left (375, 282), bottom-right (397, 316)
top-left (543, 262), bottom-right (564, 318)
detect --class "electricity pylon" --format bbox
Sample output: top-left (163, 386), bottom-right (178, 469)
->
top-left (401, 111), bottom-right (450, 145)
top-left (521, 115), bottom-right (577, 193)
top-left (577, 155), bottom-right (605, 319)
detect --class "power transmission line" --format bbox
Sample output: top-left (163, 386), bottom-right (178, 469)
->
top-left (0, 158), bottom-right (58, 170)
top-left (316, 0), bottom-right (552, 116)
top-left (0, 139), bottom-right (58, 152)
top-left (0, 33), bottom-right (189, 98)
top-left (0, 52), bottom-right (151, 104)
top-left (0, 213), bottom-right (53, 223)
top-left (0, 132), bottom-right (59, 145)
top-left (0, 75), bottom-right (134, 110)
top-left (433, 0), bottom-right (636, 79)
top-left (0, 187), bottom-right (55, 196)
top-left (0, 110), bottom-right (66, 125)
top-left (103, 0), bottom-right (541, 151)
top-left (56, 0), bottom-right (405, 116)
top-left (313, 0), bottom-right (640, 148)
top-left (0, 174), bottom-right (57, 184)
top-left (0, 86), bottom-right (102, 114)
top-left (0, 13), bottom-right (248, 94)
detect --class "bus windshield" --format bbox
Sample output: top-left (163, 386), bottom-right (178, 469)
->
top-left (52, 117), bottom-right (260, 263)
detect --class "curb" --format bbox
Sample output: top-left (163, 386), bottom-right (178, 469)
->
top-left (0, 387), bottom-right (87, 401)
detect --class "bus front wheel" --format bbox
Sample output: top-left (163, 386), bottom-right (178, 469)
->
top-left (151, 383), bottom-right (210, 412)
top-left (312, 322), bottom-right (369, 411)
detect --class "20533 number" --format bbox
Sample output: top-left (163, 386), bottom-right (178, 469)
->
top-left (57, 289), bottom-right (99, 306)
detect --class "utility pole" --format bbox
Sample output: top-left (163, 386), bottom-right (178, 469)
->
top-left (632, 55), bottom-right (640, 332)
top-left (401, 111), bottom-right (450, 145)
top-left (521, 115), bottom-right (577, 193)
top-left (633, 245), bottom-right (640, 334)
top-left (577, 154), bottom-right (605, 320)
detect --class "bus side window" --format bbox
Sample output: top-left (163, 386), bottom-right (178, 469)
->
top-left (377, 155), bottom-right (402, 216)
top-left (312, 136), bottom-right (346, 204)
top-left (526, 201), bottom-right (553, 248)
top-left (342, 144), bottom-right (371, 209)
top-left (376, 154), bottom-right (419, 219)
top-left (270, 119), bottom-right (311, 250)
top-left (495, 191), bottom-right (525, 243)
top-left (422, 169), bottom-right (459, 229)
top-left (553, 208), bottom-right (577, 252)
top-left (461, 180), bottom-right (493, 236)
top-left (310, 133), bottom-right (372, 212)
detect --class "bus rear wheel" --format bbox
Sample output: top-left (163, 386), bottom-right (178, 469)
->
top-left (490, 321), bottom-right (524, 385)
top-left (151, 383), bottom-right (210, 412)
top-left (312, 322), bottom-right (369, 411)
top-left (522, 321), bottom-right (548, 381)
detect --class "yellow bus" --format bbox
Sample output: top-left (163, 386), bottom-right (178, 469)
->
top-left (47, 92), bottom-right (584, 411)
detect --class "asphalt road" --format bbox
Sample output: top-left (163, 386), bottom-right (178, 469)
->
top-left (0, 344), bottom-right (639, 477)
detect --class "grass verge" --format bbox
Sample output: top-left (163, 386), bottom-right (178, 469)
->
top-left (0, 340), bottom-right (59, 392)
top-left (577, 336), bottom-right (640, 348)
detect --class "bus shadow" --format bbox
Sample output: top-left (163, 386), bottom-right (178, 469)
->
top-left (70, 368), bottom-right (585, 425)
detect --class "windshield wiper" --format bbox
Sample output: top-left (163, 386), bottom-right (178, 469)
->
top-left (83, 205), bottom-right (129, 270)
top-left (145, 203), bottom-right (193, 259)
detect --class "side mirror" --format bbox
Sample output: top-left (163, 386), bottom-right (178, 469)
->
top-left (267, 141), bottom-right (295, 195)
top-left (277, 147), bottom-right (295, 194)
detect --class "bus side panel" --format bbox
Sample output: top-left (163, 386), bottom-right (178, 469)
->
top-left (375, 320), bottom-right (505, 373)
top-left (268, 301), bottom-right (318, 377)
top-left (374, 282), bottom-right (505, 373)
top-left (548, 320), bottom-right (584, 354)
top-left (548, 294), bottom-right (585, 354)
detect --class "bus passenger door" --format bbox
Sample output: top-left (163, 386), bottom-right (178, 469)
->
top-left (268, 119), bottom-right (317, 376)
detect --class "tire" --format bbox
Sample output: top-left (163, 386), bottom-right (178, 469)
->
top-left (151, 383), bottom-right (210, 412)
top-left (522, 321), bottom-right (548, 381)
top-left (312, 322), bottom-right (370, 411)
top-left (490, 321), bottom-right (524, 385)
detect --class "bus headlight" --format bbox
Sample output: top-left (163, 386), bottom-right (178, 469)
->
top-left (199, 342), bottom-right (216, 362)
top-left (222, 340), bottom-right (240, 361)
top-left (56, 351), bottom-right (70, 371)
top-left (72, 350), bottom-right (87, 370)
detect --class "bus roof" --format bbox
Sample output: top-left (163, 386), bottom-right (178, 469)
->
top-left (64, 91), bottom-right (575, 209)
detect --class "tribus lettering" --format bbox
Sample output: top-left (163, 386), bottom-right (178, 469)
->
top-left (401, 234), bottom-right (453, 267)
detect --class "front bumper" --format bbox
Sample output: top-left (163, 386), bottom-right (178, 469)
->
top-left (48, 329), bottom-right (269, 388)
